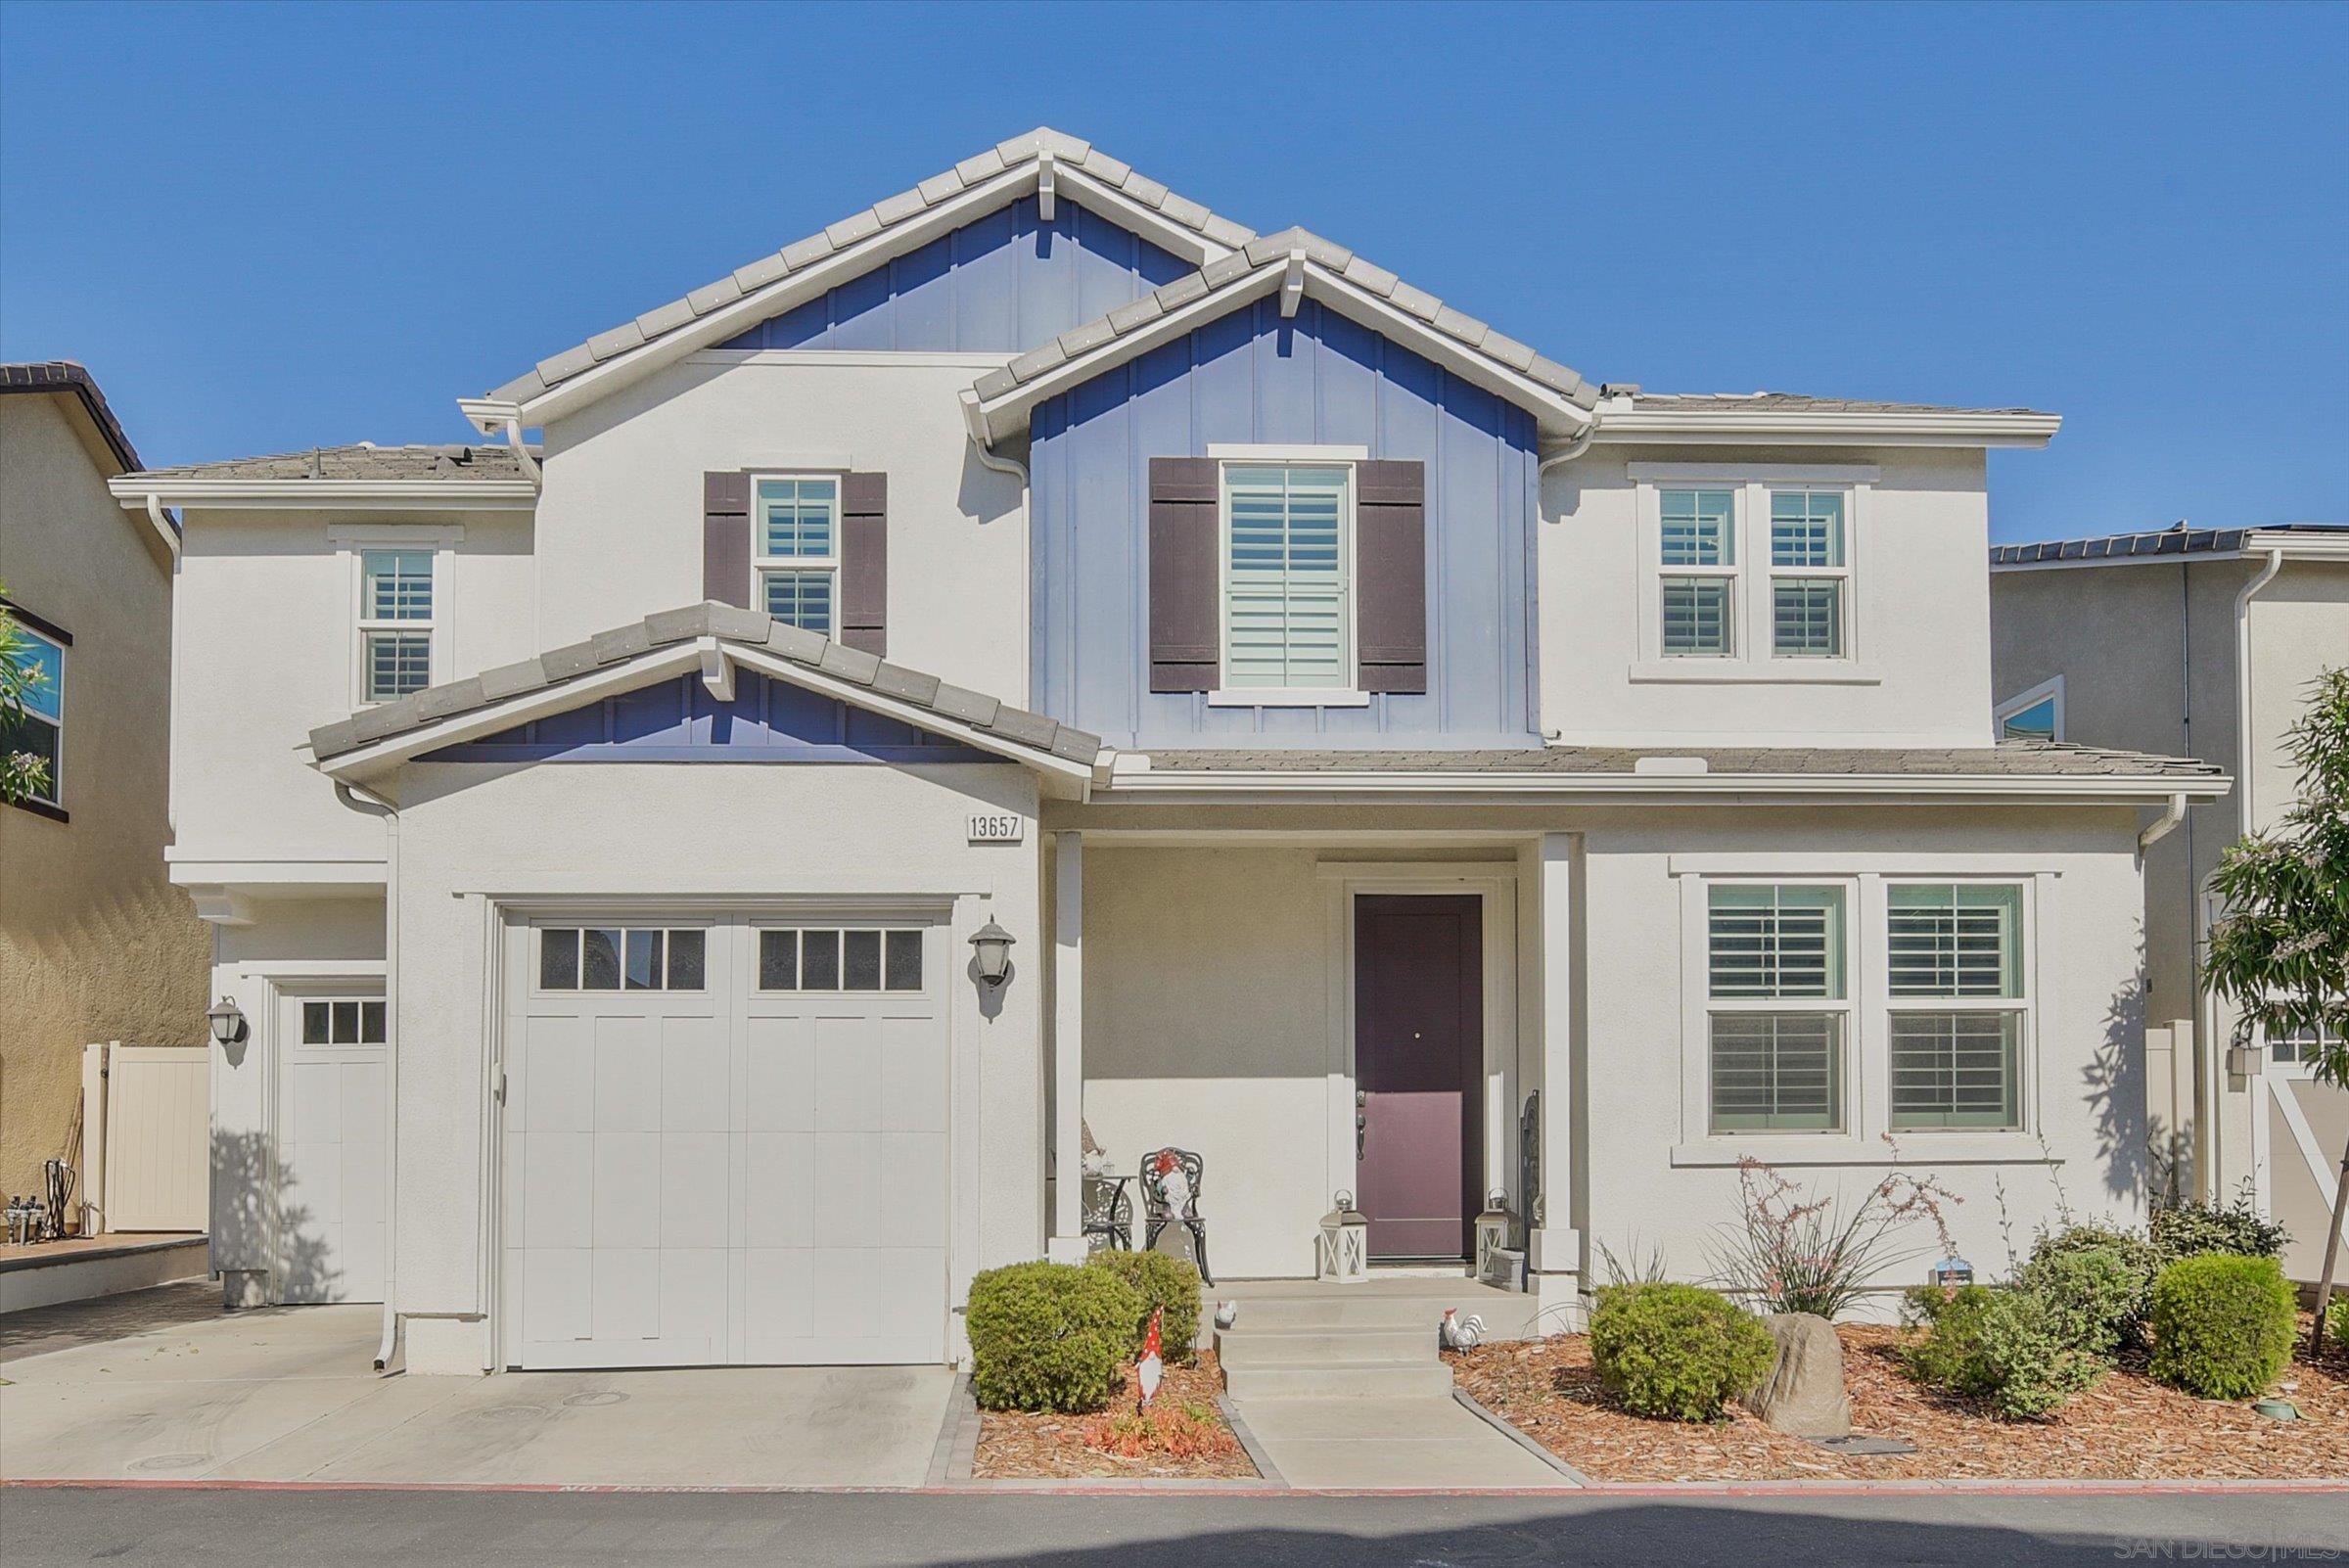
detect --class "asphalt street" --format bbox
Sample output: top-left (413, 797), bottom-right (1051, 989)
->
top-left (5, 1487), bottom-right (2345, 1567)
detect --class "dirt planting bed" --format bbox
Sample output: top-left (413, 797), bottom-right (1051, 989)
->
top-left (972, 1350), bottom-right (1258, 1480)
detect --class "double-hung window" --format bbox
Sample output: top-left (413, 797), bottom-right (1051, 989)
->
top-left (1659, 488), bottom-right (1736, 658)
top-left (755, 476), bottom-right (839, 636)
top-left (3, 621), bottom-right (65, 807)
top-left (1768, 490), bottom-right (1847, 658)
top-left (1221, 462), bottom-right (1353, 693)
top-left (1706, 885), bottom-right (1848, 1130)
top-left (1886, 884), bottom-right (2027, 1130)
top-left (359, 549), bottom-right (434, 703)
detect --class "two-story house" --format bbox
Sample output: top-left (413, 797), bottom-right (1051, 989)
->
top-left (1991, 522), bottom-right (2349, 1283)
top-left (114, 130), bottom-right (2224, 1375)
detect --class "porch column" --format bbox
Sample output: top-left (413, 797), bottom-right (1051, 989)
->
top-left (1530, 832), bottom-right (1583, 1310)
top-left (1047, 830), bottom-right (1086, 1262)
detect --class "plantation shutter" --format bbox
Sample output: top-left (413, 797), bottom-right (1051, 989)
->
top-left (1355, 459), bottom-right (1427, 694)
top-left (840, 471), bottom-right (888, 656)
top-left (702, 472), bottom-right (753, 609)
top-left (1148, 457), bottom-right (1220, 692)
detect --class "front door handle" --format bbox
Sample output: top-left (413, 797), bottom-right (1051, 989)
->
top-left (1355, 1088), bottom-right (1367, 1160)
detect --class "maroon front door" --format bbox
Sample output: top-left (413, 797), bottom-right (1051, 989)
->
top-left (1353, 895), bottom-right (1483, 1260)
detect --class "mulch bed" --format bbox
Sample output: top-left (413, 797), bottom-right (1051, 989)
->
top-left (1449, 1315), bottom-right (2349, 1482)
top-left (972, 1350), bottom-right (1259, 1480)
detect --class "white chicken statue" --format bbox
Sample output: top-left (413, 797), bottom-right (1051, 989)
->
top-left (1213, 1300), bottom-right (1239, 1331)
top-left (1439, 1308), bottom-right (1485, 1351)
top-left (1136, 1306), bottom-right (1165, 1408)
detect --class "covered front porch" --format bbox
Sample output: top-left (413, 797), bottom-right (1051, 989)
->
top-left (1041, 820), bottom-right (1581, 1314)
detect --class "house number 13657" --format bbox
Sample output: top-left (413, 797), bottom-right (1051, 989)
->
top-left (967, 812), bottom-right (1025, 844)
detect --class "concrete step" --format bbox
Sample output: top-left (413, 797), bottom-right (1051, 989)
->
top-left (1220, 1360), bottom-right (1457, 1403)
top-left (1213, 1326), bottom-right (1437, 1368)
top-left (1217, 1295), bottom-right (1463, 1332)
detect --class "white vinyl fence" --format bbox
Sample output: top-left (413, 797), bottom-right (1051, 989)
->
top-left (82, 1041), bottom-right (209, 1233)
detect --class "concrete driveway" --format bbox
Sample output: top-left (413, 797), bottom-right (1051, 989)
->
top-left (0, 1287), bottom-right (954, 1487)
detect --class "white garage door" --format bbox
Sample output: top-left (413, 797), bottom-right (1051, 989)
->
top-left (277, 994), bottom-right (389, 1304)
top-left (501, 915), bottom-right (948, 1368)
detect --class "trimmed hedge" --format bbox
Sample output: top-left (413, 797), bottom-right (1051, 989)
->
top-left (966, 1261), bottom-right (1143, 1412)
top-left (1901, 1283), bottom-right (2102, 1420)
top-left (1587, 1283), bottom-right (1774, 1423)
top-left (2148, 1254), bottom-right (2297, 1400)
top-left (1086, 1249), bottom-right (1202, 1365)
top-left (2148, 1194), bottom-right (2287, 1268)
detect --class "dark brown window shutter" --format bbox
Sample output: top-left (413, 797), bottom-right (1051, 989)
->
top-left (703, 472), bottom-right (752, 609)
top-left (1148, 457), bottom-right (1220, 692)
top-left (840, 471), bottom-right (888, 656)
top-left (1355, 459), bottom-right (1427, 694)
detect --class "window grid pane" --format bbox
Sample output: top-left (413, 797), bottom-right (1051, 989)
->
top-left (1223, 464), bottom-right (1350, 689)
top-left (757, 478), bottom-right (838, 560)
top-left (2001, 698), bottom-right (2057, 742)
top-left (1890, 1012), bottom-right (2020, 1129)
top-left (762, 569), bottom-right (835, 635)
top-left (1711, 1013), bottom-right (1842, 1130)
top-left (667, 930), bottom-right (706, 990)
top-left (1660, 489), bottom-right (1734, 567)
top-left (885, 930), bottom-right (923, 992)
top-left (540, 928), bottom-right (581, 991)
top-left (1770, 491), bottom-right (1844, 568)
top-left (361, 550), bottom-right (434, 621)
top-left (759, 930), bottom-right (800, 991)
top-left (1772, 578), bottom-right (1843, 657)
top-left (364, 632), bottom-right (432, 702)
top-left (1710, 887), bottom-right (1844, 998)
top-left (15, 630), bottom-right (63, 721)
top-left (1661, 577), bottom-right (1732, 657)
top-left (1889, 885), bottom-right (2022, 997)
top-left (2, 712), bottom-right (60, 804)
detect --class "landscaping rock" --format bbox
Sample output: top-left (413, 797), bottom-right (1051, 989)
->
top-left (1753, 1313), bottom-right (1853, 1439)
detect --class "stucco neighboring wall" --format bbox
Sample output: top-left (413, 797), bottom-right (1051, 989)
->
top-left (0, 393), bottom-right (208, 1200)
top-left (1547, 444), bottom-right (1998, 748)
top-left (384, 759), bottom-right (1043, 1367)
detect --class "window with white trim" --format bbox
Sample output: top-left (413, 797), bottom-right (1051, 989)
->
top-left (539, 927), bottom-right (709, 992)
top-left (1886, 884), bottom-right (2027, 1130)
top-left (757, 927), bottom-right (924, 992)
top-left (300, 997), bottom-right (387, 1045)
top-left (1707, 885), bottom-right (1848, 1130)
top-left (4, 622), bottom-right (65, 806)
top-left (1221, 462), bottom-right (1354, 692)
top-left (1768, 490), bottom-right (1847, 658)
top-left (1996, 677), bottom-right (2065, 742)
top-left (755, 476), bottom-right (839, 636)
top-left (1659, 488), bottom-right (1737, 658)
top-left (359, 548), bottom-right (435, 702)
top-left (2269, 1022), bottom-right (2343, 1068)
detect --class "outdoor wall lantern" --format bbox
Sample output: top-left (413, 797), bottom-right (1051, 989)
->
top-left (1474, 1189), bottom-right (1516, 1286)
top-left (1928, 1255), bottom-right (1975, 1291)
top-left (968, 920), bottom-right (1017, 991)
top-left (1317, 1191), bottom-right (1369, 1285)
top-left (207, 996), bottom-right (249, 1047)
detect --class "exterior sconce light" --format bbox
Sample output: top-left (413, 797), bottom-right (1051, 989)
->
top-left (1928, 1256), bottom-right (1974, 1292)
top-left (968, 920), bottom-right (1016, 990)
top-left (207, 996), bottom-right (249, 1047)
top-left (1316, 1190), bottom-right (1369, 1284)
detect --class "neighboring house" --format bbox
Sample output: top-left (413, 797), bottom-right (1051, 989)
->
top-left (113, 129), bottom-right (2224, 1375)
top-left (0, 362), bottom-right (210, 1206)
top-left (1991, 522), bottom-right (2349, 1281)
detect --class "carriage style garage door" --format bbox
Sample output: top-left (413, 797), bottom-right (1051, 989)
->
top-left (501, 914), bottom-right (948, 1368)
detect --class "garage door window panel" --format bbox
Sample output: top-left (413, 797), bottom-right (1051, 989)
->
top-left (540, 927), bottom-right (709, 993)
top-left (758, 928), bottom-right (925, 993)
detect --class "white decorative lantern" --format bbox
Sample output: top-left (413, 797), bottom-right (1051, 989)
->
top-left (1316, 1191), bottom-right (1369, 1284)
top-left (1474, 1190), bottom-right (1515, 1284)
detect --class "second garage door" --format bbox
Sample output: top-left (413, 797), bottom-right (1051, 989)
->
top-left (501, 914), bottom-right (948, 1368)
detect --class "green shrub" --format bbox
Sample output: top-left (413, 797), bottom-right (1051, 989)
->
top-left (1587, 1282), bottom-right (1775, 1422)
top-left (1900, 1283), bottom-right (2103, 1420)
top-left (2328, 1297), bottom-right (2348, 1357)
top-left (2148, 1254), bottom-right (2297, 1400)
top-left (2017, 1237), bottom-right (2156, 1360)
top-left (965, 1262), bottom-right (1143, 1412)
top-left (2149, 1191), bottom-right (2287, 1268)
top-left (1085, 1249), bottom-right (1202, 1365)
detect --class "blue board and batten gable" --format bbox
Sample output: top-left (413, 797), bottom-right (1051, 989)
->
top-left (420, 673), bottom-right (991, 764)
top-left (718, 197), bottom-right (1190, 354)
top-left (1030, 299), bottom-right (1543, 750)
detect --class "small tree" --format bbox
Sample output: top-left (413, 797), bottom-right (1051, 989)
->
top-left (2203, 666), bottom-right (2349, 1357)
top-left (0, 582), bottom-right (55, 806)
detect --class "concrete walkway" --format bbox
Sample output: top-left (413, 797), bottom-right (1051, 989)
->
top-left (1235, 1392), bottom-right (1566, 1489)
top-left (0, 1295), bottom-right (953, 1488)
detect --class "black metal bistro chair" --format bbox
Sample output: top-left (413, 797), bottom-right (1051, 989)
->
top-left (1139, 1146), bottom-right (1212, 1285)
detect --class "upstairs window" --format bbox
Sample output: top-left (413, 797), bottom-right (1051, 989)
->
top-left (1768, 490), bottom-right (1847, 658)
top-left (1887, 884), bottom-right (2027, 1130)
top-left (1706, 884), bottom-right (1848, 1131)
top-left (1659, 487), bottom-right (1736, 658)
top-left (1221, 463), bottom-right (1353, 692)
top-left (3, 620), bottom-right (65, 807)
top-left (755, 476), bottom-right (839, 636)
top-left (360, 549), bottom-right (434, 703)
top-left (1996, 677), bottom-right (2065, 742)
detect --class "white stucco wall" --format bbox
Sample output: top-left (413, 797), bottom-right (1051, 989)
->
top-left (384, 758), bottom-right (1043, 1368)
top-left (1543, 445), bottom-right (1998, 747)
top-left (535, 353), bottom-right (1027, 700)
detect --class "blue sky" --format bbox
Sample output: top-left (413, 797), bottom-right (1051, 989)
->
top-left (3, 1), bottom-right (2341, 542)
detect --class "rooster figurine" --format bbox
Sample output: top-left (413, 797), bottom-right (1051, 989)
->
top-left (1213, 1300), bottom-right (1238, 1331)
top-left (1440, 1309), bottom-right (1485, 1351)
top-left (1136, 1306), bottom-right (1165, 1408)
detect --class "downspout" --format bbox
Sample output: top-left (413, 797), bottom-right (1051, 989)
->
top-left (334, 778), bottom-right (401, 1370)
top-left (1532, 416), bottom-right (1603, 740)
top-left (497, 417), bottom-right (541, 490)
top-left (963, 394), bottom-right (1034, 705)
top-left (153, 494), bottom-right (180, 837)
top-left (2201, 547), bottom-right (2285, 1200)
top-left (2138, 791), bottom-right (2188, 860)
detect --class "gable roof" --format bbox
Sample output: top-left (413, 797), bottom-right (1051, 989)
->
top-left (961, 225), bottom-right (1602, 446)
top-left (1596, 389), bottom-right (2060, 447)
top-left (470, 128), bottom-right (1254, 430)
top-left (1, 361), bottom-right (146, 474)
top-left (1992, 521), bottom-right (2349, 568)
top-left (307, 600), bottom-right (1106, 784)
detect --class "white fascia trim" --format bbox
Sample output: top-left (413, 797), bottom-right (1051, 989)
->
top-left (314, 640), bottom-right (1093, 784)
top-left (975, 261), bottom-right (1597, 444)
top-left (111, 479), bottom-right (536, 512)
top-left (1102, 768), bottom-right (2231, 803)
top-left (688, 349), bottom-right (1018, 370)
top-left (1627, 462), bottom-right (1882, 484)
top-left (499, 164), bottom-right (1236, 433)
top-left (1599, 410), bottom-right (2062, 448)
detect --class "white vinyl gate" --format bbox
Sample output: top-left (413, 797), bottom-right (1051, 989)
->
top-left (500, 914), bottom-right (949, 1368)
